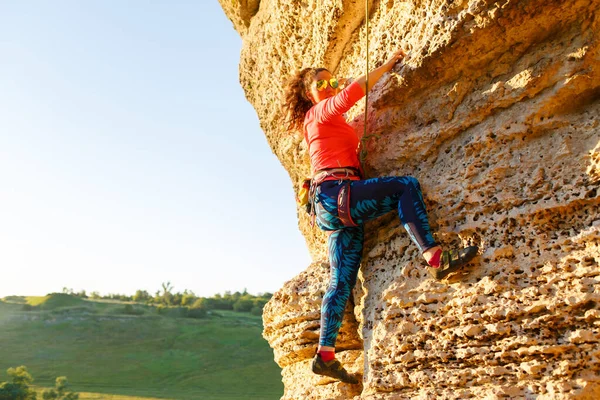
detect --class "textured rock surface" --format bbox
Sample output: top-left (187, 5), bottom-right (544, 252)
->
top-left (220, 0), bottom-right (600, 398)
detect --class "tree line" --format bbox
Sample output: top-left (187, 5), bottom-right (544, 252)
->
top-left (61, 283), bottom-right (273, 316)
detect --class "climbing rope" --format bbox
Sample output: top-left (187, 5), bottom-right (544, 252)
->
top-left (360, 0), bottom-right (377, 164)
top-left (364, 0), bottom-right (369, 142)
top-left (359, 0), bottom-right (387, 165)
top-left (358, 0), bottom-right (369, 165)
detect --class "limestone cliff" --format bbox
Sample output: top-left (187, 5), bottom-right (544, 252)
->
top-left (219, 0), bottom-right (600, 398)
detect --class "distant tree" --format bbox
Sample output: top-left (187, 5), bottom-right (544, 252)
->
top-left (181, 293), bottom-right (197, 307)
top-left (41, 376), bottom-right (79, 400)
top-left (132, 290), bottom-right (151, 303)
top-left (161, 282), bottom-right (174, 306)
top-left (196, 297), bottom-right (222, 310)
top-left (89, 292), bottom-right (101, 300)
top-left (0, 366), bottom-right (37, 400)
top-left (213, 293), bottom-right (234, 310)
top-left (191, 298), bottom-right (206, 309)
top-left (171, 292), bottom-right (183, 306)
top-left (187, 300), bottom-right (207, 319)
top-left (161, 282), bottom-right (173, 294)
top-left (253, 297), bottom-right (269, 306)
top-left (106, 293), bottom-right (132, 302)
top-left (250, 297), bottom-right (269, 316)
top-left (233, 298), bottom-right (254, 313)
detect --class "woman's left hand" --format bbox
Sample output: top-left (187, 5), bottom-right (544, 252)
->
top-left (358, 48), bottom-right (407, 93)
top-left (383, 49), bottom-right (406, 72)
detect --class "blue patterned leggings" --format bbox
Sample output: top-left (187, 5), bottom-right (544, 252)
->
top-left (314, 176), bottom-right (437, 347)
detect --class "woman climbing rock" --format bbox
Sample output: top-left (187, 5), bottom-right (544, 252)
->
top-left (281, 49), bottom-right (478, 384)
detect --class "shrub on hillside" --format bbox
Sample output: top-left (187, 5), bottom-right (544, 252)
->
top-left (195, 297), bottom-right (217, 310)
top-left (190, 298), bottom-right (206, 309)
top-left (250, 306), bottom-right (263, 316)
top-left (181, 293), bottom-right (197, 307)
top-left (153, 304), bottom-right (208, 319)
top-left (132, 290), bottom-right (152, 303)
top-left (187, 307), bottom-right (207, 319)
top-left (0, 366), bottom-right (37, 400)
top-left (156, 306), bottom-right (188, 318)
top-left (253, 298), bottom-right (268, 308)
top-left (232, 298), bottom-right (254, 313)
top-left (122, 304), bottom-right (144, 316)
top-left (2, 296), bottom-right (26, 304)
top-left (210, 294), bottom-right (234, 310)
top-left (41, 377), bottom-right (79, 400)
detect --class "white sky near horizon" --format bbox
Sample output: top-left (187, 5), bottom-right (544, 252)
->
top-left (0, 1), bottom-right (312, 298)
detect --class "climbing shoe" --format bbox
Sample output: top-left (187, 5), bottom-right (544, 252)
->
top-left (311, 354), bottom-right (359, 384)
top-left (428, 246), bottom-right (479, 280)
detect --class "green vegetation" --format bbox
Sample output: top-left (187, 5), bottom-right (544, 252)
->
top-left (0, 365), bottom-right (37, 399)
top-left (60, 284), bottom-right (272, 317)
top-left (41, 376), bottom-right (79, 400)
top-left (0, 294), bottom-right (281, 400)
top-left (0, 366), bottom-right (139, 400)
top-left (0, 365), bottom-right (79, 400)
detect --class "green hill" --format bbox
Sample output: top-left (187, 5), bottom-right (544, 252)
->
top-left (0, 298), bottom-right (282, 400)
top-left (25, 293), bottom-right (87, 310)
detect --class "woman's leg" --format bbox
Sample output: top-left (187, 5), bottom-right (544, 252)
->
top-left (312, 225), bottom-right (363, 384)
top-left (318, 225), bottom-right (364, 349)
top-left (349, 176), bottom-right (437, 252)
top-left (349, 176), bottom-right (478, 278)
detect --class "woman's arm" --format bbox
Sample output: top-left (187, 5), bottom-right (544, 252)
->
top-left (355, 49), bottom-right (406, 93)
top-left (311, 50), bottom-right (406, 123)
top-left (313, 81), bottom-right (365, 123)
top-left (337, 77), bottom-right (354, 90)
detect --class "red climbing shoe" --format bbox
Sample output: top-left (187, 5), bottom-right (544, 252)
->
top-left (311, 354), bottom-right (359, 384)
top-left (428, 246), bottom-right (479, 280)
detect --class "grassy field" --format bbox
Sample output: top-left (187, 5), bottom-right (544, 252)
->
top-left (0, 296), bottom-right (282, 400)
top-left (34, 389), bottom-right (167, 400)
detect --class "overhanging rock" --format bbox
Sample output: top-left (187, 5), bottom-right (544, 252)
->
top-left (220, 0), bottom-right (600, 398)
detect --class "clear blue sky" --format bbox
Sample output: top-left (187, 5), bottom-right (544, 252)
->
top-left (0, 1), bottom-right (311, 298)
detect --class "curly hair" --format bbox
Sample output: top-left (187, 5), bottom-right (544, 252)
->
top-left (282, 67), bottom-right (329, 132)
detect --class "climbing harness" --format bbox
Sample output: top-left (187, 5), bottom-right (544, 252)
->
top-left (337, 182), bottom-right (357, 227)
top-left (307, 168), bottom-right (362, 227)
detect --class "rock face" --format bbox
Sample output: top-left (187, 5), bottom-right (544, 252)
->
top-left (219, 0), bottom-right (600, 398)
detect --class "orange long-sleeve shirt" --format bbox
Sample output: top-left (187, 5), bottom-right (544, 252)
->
top-left (303, 81), bottom-right (365, 175)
